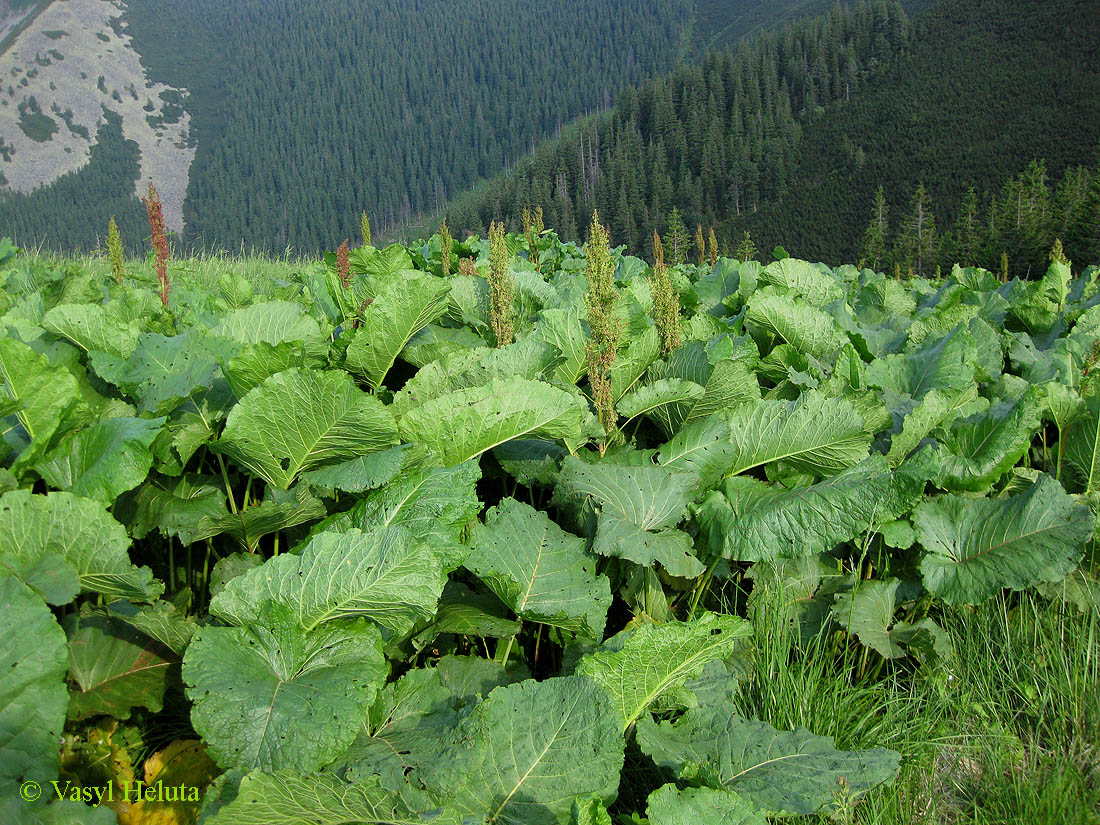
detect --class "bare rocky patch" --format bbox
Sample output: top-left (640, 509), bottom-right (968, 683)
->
top-left (0, 0), bottom-right (193, 229)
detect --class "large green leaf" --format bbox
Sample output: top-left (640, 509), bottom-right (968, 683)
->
top-left (536, 307), bottom-right (588, 384)
top-left (122, 473), bottom-right (227, 545)
top-left (695, 456), bottom-right (919, 561)
top-left (327, 460), bottom-right (481, 551)
top-left (183, 606), bottom-right (386, 772)
top-left (211, 300), bottom-right (325, 346)
top-left (193, 484), bottom-right (326, 550)
top-left (223, 341), bottom-right (327, 399)
top-left (746, 288), bottom-right (845, 358)
top-left (43, 302), bottom-right (141, 357)
top-left (722, 391), bottom-right (871, 478)
top-left (300, 444), bottom-right (408, 493)
top-left (576, 613), bottom-right (751, 731)
top-left (88, 331), bottom-right (239, 415)
top-left (64, 614), bottom-right (170, 720)
top-left (417, 676), bottom-right (624, 825)
top-left (885, 386), bottom-right (978, 466)
top-left (202, 770), bottom-right (461, 825)
top-left (0, 490), bottom-right (161, 603)
top-left (0, 336), bottom-right (88, 473)
top-left (36, 416), bottom-right (164, 501)
top-left (400, 378), bottom-right (591, 466)
top-left (217, 368), bottom-right (398, 488)
top-left (646, 339), bottom-right (760, 433)
top-left (616, 379), bottom-right (704, 424)
top-left (638, 701), bottom-right (900, 815)
top-left (211, 527), bottom-right (448, 638)
top-left (1064, 396), bottom-right (1100, 494)
top-left (758, 259), bottom-right (842, 305)
top-left (555, 456), bottom-right (704, 577)
top-left (935, 386), bottom-right (1043, 492)
top-left (0, 578), bottom-right (69, 797)
top-left (914, 475), bottom-right (1093, 604)
top-left (468, 498), bottom-right (610, 639)
top-left (831, 579), bottom-right (949, 661)
top-left (345, 275), bottom-right (451, 389)
top-left (331, 665), bottom-right (464, 790)
top-left (646, 785), bottom-right (765, 825)
top-left (865, 324), bottom-right (976, 400)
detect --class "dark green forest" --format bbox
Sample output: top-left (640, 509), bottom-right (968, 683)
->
top-left (447, 0), bottom-right (1100, 277)
top-left (120, 0), bottom-right (695, 252)
top-left (0, 110), bottom-right (148, 250)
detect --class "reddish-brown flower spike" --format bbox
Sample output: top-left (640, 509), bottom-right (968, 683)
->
top-left (141, 181), bottom-right (170, 307)
top-left (337, 239), bottom-right (351, 289)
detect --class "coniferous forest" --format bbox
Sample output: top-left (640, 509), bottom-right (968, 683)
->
top-left (446, 0), bottom-right (1100, 278)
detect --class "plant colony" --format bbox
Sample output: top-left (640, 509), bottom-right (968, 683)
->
top-left (0, 206), bottom-right (1098, 824)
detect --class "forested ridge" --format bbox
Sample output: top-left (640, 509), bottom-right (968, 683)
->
top-left (446, 0), bottom-right (1100, 278)
top-left (122, 0), bottom-right (694, 252)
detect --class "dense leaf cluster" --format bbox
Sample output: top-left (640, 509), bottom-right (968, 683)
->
top-left (1, 227), bottom-right (1097, 823)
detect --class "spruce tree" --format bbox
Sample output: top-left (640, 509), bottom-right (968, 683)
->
top-left (734, 231), bottom-right (757, 262)
top-left (663, 207), bottom-right (689, 266)
top-left (360, 212), bottom-right (372, 247)
top-left (859, 185), bottom-right (889, 271)
top-left (894, 183), bottom-right (937, 277)
top-left (952, 187), bottom-right (983, 267)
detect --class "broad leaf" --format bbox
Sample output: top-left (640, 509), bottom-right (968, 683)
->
top-left (301, 445), bottom-right (408, 493)
top-left (417, 676), bottom-right (624, 825)
top-left (1064, 396), bottom-right (1100, 494)
top-left (65, 614), bottom-right (170, 720)
top-left (646, 785), bottom-right (765, 825)
top-left (935, 386), bottom-right (1043, 492)
top-left (914, 475), bottom-right (1093, 604)
top-left (88, 331), bottom-right (239, 415)
top-left (183, 606), bottom-right (386, 772)
top-left (722, 391), bottom-right (871, 478)
top-left (217, 368), bottom-right (398, 488)
top-left (746, 288), bottom-right (845, 358)
top-left (695, 456), bottom-right (920, 561)
top-left (831, 579), bottom-right (949, 661)
top-left (638, 702), bottom-right (900, 815)
top-left (0, 336), bottom-right (88, 473)
top-left (556, 456), bottom-right (704, 577)
top-left (0, 490), bottom-right (161, 603)
top-left (866, 324), bottom-right (976, 400)
top-left (345, 274), bottom-right (451, 389)
top-left (0, 578), bottom-right (68, 796)
top-left (400, 378), bottom-right (590, 466)
top-left (468, 498), bottom-right (610, 638)
top-left (43, 303), bottom-right (140, 357)
top-left (202, 770), bottom-right (461, 825)
top-left (211, 527), bottom-right (448, 638)
top-left (327, 460), bottom-right (481, 552)
top-left (577, 613), bottom-right (751, 731)
top-left (36, 416), bottom-right (164, 501)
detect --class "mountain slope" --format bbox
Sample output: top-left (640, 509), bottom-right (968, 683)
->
top-left (735, 0), bottom-right (1100, 267)
top-left (442, 0), bottom-right (1100, 273)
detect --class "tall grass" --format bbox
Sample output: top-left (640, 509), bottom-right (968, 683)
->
top-left (733, 581), bottom-right (1099, 824)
